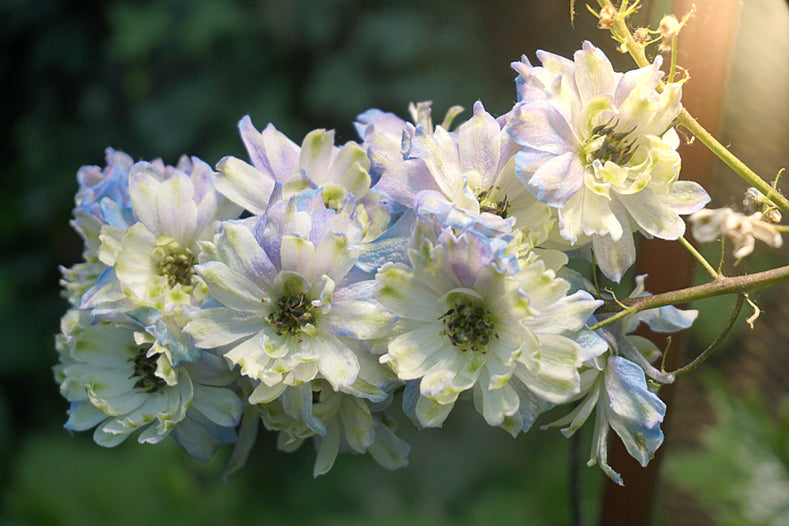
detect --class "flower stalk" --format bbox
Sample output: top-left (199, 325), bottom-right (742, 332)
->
top-left (591, 264), bottom-right (789, 329)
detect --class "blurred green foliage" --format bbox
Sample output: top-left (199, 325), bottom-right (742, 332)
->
top-left (3, 402), bottom-right (603, 525)
top-left (664, 378), bottom-right (789, 525)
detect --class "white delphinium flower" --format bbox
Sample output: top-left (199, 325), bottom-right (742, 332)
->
top-left (364, 101), bottom-right (554, 242)
top-left (259, 378), bottom-right (410, 477)
top-left (60, 148), bottom-right (134, 305)
top-left (546, 277), bottom-right (697, 483)
top-left (184, 189), bottom-right (396, 405)
top-left (355, 100), bottom-right (461, 184)
top-left (81, 155), bottom-right (241, 317)
top-left (507, 41), bottom-right (710, 281)
top-left (376, 219), bottom-right (604, 429)
top-left (555, 355), bottom-right (667, 486)
top-left (690, 207), bottom-right (783, 261)
top-left (215, 117), bottom-right (389, 242)
top-left (54, 309), bottom-right (243, 460)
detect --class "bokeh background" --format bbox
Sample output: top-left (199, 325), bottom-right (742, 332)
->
top-left (1, 1), bottom-right (788, 525)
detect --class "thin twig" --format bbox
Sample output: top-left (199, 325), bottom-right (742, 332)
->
top-left (664, 294), bottom-right (745, 376)
top-left (593, 264), bottom-right (789, 321)
top-left (679, 236), bottom-right (719, 279)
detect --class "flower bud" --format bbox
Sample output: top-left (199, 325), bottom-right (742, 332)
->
top-left (633, 27), bottom-right (651, 44)
top-left (764, 207), bottom-right (782, 224)
top-left (598, 5), bottom-right (617, 30)
top-left (743, 187), bottom-right (764, 212)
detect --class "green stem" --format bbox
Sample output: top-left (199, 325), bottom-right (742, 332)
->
top-left (589, 264), bottom-right (789, 330)
top-left (665, 294), bottom-right (745, 376)
top-left (668, 36), bottom-right (678, 83)
top-left (677, 109), bottom-right (789, 215)
top-left (679, 236), bottom-right (719, 279)
top-left (594, 0), bottom-right (789, 216)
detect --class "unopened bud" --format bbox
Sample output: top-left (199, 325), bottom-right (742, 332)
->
top-left (633, 27), bottom-right (650, 44)
top-left (598, 5), bottom-right (617, 30)
top-left (743, 187), bottom-right (765, 212)
top-left (764, 208), bottom-right (782, 224)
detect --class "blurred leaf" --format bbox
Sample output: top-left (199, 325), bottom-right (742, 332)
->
top-left (107, 2), bottom-right (172, 62)
top-left (664, 377), bottom-right (789, 525)
top-left (3, 435), bottom-right (248, 526)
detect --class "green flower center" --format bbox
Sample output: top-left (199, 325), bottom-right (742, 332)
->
top-left (129, 348), bottom-right (167, 394)
top-left (158, 248), bottom-right (197, 288)
top-left (268, 293), bottom-right (315, 336)
top-left (587, 121), bottom-right (637, 166)
top-left (440, 301), bottom-right (495, 353)
top-left (477, 187), bottom-right (510, 219)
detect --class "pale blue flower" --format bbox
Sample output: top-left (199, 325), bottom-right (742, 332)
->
top-left (368, 101), bottom-right (554, 241)
top-left (507, 41), bottom-right (710, 281)
top-left (74, 148), bottom-right (133, 221)
top-left (544, 278), bottom-right (697, 483)
top-left (259, 380), bottom-right (410, 477)
top-left (546, 356), bottom-right (666, 485)
top-left (355, 100), bottom-right (455, 185)
top-left (61, 148), bottom-right (134, 305)
top-left (184, 191), bottom-right (395, 403)
top-left (54, 309), bottom-right (243, 461)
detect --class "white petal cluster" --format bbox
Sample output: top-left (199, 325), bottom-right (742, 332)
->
top-left (56, 41), bottom-right (712, 483)
top-left (507, 41), bottom-right (710, 281)
top-left (55, 310), bottom-right (242, 460)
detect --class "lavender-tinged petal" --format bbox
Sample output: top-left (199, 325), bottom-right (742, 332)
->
top-left (591, 228), bottom-right (635, 284)
top-left (213, 221), bottom-right (278, 285)
top-left (604, 356), bottom-right (666, 466)
top-left (636, 305), bottom-right (698, 333)
top-left (323, 298), bottom-right (395, 340)
top-left (215, 156), bottom-right (275, 215)
top-left (371, 158), bottom-right (439, 209)
top-left (605, 356), bottom-right (666, 428)
top-left (508, 101), bottom-right (577, 154)
top-left (408, 126), bottom-right (463, 199)
top-left (458, 101), bottom-right (502, 183)
top-left (521, 151), bottom-right (584, 208)
top-left (239, 117), bottom-right (300, 179)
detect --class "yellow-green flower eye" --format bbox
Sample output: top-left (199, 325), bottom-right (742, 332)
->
top-left (439, 301), bottom-right (495, 353)
top-left (267, 293), bottom-right (315, 336)
top-left (158, 247), bottom-right (197, 288)
top-left (477, 187), bottom-right (511, 219)
top-left (129, 347), bottom-right (167, 394)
